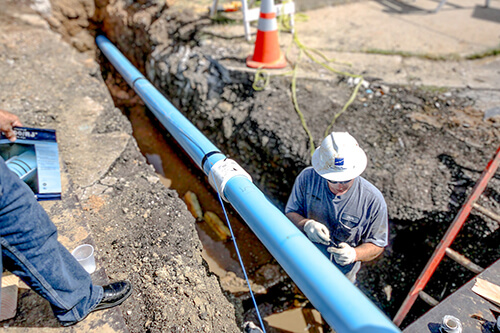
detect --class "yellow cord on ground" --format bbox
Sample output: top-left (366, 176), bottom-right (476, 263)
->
top-left (252, 68), bottom-right (270, 91)
top-left (324, 78), bottom-right (363, 137)
top-left (252, 11), bottom-right (365, 157)
top-left (291, 50), bottom-right (315, 155)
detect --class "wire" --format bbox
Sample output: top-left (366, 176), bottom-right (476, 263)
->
top-left (171, 125), bottom-right (268, 333)
top-left (211, 175), bottom-right (268, 333)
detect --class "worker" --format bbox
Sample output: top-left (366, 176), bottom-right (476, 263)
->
top-left (0, 109), bottom-right (132, 326)
top-left (285, 132), bottom-right (388, 282)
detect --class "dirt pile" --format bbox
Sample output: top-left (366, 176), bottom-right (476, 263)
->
top-left (1, 1), bottom-right (241, 332)
top-left (84, 142), bottom-right (241, 332)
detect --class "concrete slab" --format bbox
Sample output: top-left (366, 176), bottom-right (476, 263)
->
top-left (62, 132), bottom-right (131, 188)
top-left (292, 0), bottom-right (499, 57)
top-left (298, 0), bottom-right (498, 56)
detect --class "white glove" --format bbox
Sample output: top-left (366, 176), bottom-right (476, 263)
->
top-left (303, 220), bottom-right (330, 245)
top-left (327, 242), bottom-right (356, 266)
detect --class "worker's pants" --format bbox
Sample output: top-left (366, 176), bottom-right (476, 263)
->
top-left (0, 158), bottom-right (102, 325)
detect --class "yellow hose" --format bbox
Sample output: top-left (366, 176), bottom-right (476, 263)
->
top-left (291, 50), bottom-right (315, 156)
top-left (251, 11), bottom-right (365, 157)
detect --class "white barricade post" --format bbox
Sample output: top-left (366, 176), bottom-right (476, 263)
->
top-left (211, 0), bottom-right (295, 41)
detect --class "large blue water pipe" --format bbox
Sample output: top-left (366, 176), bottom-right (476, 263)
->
top-left (96, 35), bottom-right (401, 333)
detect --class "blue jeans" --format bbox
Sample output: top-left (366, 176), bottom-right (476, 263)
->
top-left (0, 158), bottom-right (102, 325)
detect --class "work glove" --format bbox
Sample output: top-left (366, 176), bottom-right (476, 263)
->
top-left (303, 220), bottom-right (330, 245)
top-left (327, 242), bottom-right (356, 266)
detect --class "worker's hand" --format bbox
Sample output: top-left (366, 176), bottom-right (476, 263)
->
top-left (327, 242), bottom-right (356, 266)
top-left (303, 220), bottom-right (330, 245)
top-left (0, 110), bottom-right (22, 142)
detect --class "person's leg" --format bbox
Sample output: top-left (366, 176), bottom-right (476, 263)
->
top-left (0, 158), bottom-right (102, 325)
top-left (0, 240), bottom-right (2, 306)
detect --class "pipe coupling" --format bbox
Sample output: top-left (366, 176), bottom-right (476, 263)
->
top-left (208, 158), bottom-right (252, 202)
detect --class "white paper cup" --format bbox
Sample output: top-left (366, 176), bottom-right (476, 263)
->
top-left (71, 244), bottom-right (96, 274)
top-left (441, 315), bottom-right (462, 333)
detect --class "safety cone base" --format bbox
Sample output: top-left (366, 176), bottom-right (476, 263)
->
top-left (246, 54), bottom-right (287, 69)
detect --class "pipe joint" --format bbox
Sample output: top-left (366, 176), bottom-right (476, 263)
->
top-left (201, 150), bottom-right (223, 170)
top-left (208, 158), bottom-right (252, 202)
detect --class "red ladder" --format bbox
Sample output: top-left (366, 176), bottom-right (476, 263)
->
top-left (393, 144), bottom-right (500, 327)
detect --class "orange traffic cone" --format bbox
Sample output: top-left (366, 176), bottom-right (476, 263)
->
top-left (246, 0), bottom-right (287, 69)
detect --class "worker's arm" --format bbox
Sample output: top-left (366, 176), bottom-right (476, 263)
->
top-left (285, 211), bottom-right (309, 231)
top-left (0, 110), bottom-right (22, 142)
top-left (354, 242), bottom-right (384, 262)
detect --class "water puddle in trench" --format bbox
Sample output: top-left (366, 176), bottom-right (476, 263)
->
top-left (126, 105), bottom-right (325, 332)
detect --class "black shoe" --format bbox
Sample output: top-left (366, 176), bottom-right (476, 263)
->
top-left (92, 280), bottom-right (132, 312)
top-left (60, 281), bottom-right (132, 327)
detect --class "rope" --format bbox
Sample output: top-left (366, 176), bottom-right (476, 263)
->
top-left (291, 50), bottom-right (315, 157)
top-left (252, 67), bottom-right (270, 91)
top-left (324, 78), bottom-right (363, 137)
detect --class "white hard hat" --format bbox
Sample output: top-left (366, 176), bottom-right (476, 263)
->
top-left (311, 132), bottom-right (367, 181)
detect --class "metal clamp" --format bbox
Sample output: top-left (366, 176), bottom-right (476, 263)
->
top-left (208, 158), bottom-right (252, 202)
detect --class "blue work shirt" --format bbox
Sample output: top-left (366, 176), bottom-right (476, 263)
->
top-left (285, 167), bottom-right (388, 281)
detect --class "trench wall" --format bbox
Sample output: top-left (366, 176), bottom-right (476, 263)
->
top-left (38, 0), bottom-right (311, 209)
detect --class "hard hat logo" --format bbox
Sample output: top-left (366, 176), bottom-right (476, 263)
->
top-left (312, 132), bottom-right (367, 182)
top-left (334, 157), bottom-right (345, 167)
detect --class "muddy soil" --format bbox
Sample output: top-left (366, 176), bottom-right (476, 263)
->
top-left (36, 0), bottom-right (500, 331)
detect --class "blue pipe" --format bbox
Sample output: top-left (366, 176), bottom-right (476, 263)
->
top-left (96, 35), bottom-right (400, 333)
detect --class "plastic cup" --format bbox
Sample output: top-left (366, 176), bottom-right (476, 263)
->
top-left (441, 315), bottom-right (462, 333)
top-left (71, 244), bottom-right (96, 274)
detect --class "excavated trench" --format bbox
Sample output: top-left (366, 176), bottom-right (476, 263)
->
top-left (97, 46), bottom-right (500, 331)
top-left (99, 68), bottom-right (308, 330)
top-left (50, 0), bottom-right (500, 330)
